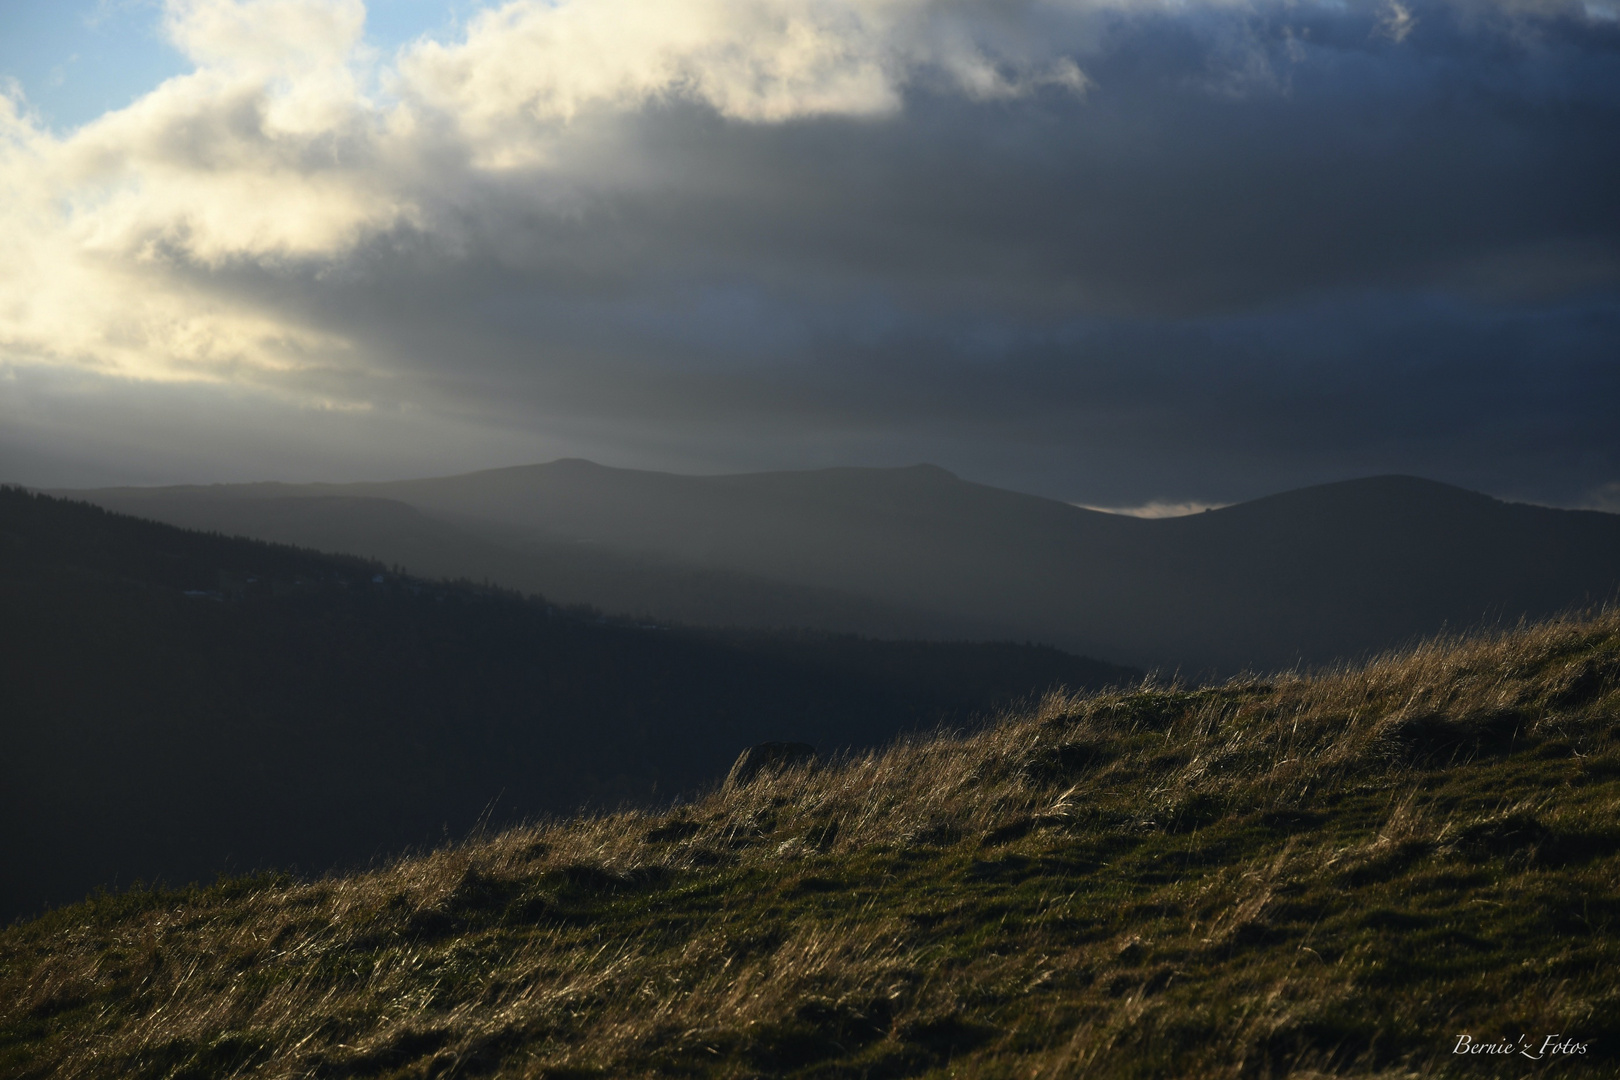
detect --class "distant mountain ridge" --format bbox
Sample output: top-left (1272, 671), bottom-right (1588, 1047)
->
top-left (61, 464), bottom-right (1620, 673)
top-left (0, 488), bottom-right (1134, 920)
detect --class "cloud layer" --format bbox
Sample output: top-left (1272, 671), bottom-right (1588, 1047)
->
top-left (1, 0), bottom-right (1617, 504)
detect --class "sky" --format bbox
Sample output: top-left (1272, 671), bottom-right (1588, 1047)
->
top-left (0, 0), bottom-right (1616, 510)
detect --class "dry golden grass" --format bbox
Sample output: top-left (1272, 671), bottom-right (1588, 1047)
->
top-left (4, 611), bottom-right (1619, 1078)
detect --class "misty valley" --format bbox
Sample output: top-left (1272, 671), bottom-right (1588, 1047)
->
top-left (3, 467), bottom-right (1619, 1078)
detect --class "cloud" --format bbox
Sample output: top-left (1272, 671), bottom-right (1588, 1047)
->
top-left (0, 0), bottom-right (1097, 379)
top-left (394, 0), bottom-right (1100, 139)
top-left (165, 0), bottom-right (366, 74)
top-left (398, 0), bottom-right (904, 131)
top-left (1377, 0), bottom-right (1419, 41)
top-left (1, 0), bottom-right (1617, 505)
top-left (1076, 500), bottom-right (1230, 518)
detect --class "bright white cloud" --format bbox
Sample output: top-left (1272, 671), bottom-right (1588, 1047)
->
top-left (0, 0), bottom-right (404, 385)
top-left (164, 0), bottom-right (368, 74)
top-left (0, 0), bottom-right (1096, 394)
top-left (399, 0), bottom-right (904, 130)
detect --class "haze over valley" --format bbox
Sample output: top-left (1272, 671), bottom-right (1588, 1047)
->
top-left (0, 487), bottom-right (1137, 920)
top-left (66, 462), bottom-right (1620, 673)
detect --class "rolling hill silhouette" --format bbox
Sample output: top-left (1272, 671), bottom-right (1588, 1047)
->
top-left (66, 463), bottom-right (1620, 673)
top-left (0, 488), bottom-right (1133, 922)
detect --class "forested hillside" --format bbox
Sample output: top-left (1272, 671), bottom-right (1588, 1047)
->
top-left (0, 489), bottom-right (1133, 921)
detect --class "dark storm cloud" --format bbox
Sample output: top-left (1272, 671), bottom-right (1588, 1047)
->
top-left (371, 0), bottom-right (1620, 316)
top-left (258, 0), bottom-right (1617, 502)
top-left (4, 0), bottom-right (1617, 504)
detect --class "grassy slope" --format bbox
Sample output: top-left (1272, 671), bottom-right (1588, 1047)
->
top-left (4, 613), bottom-right (1619, 1079)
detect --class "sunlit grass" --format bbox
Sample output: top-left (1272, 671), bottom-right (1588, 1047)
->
top-left (4, 610), bottom-right (1618, 1077)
